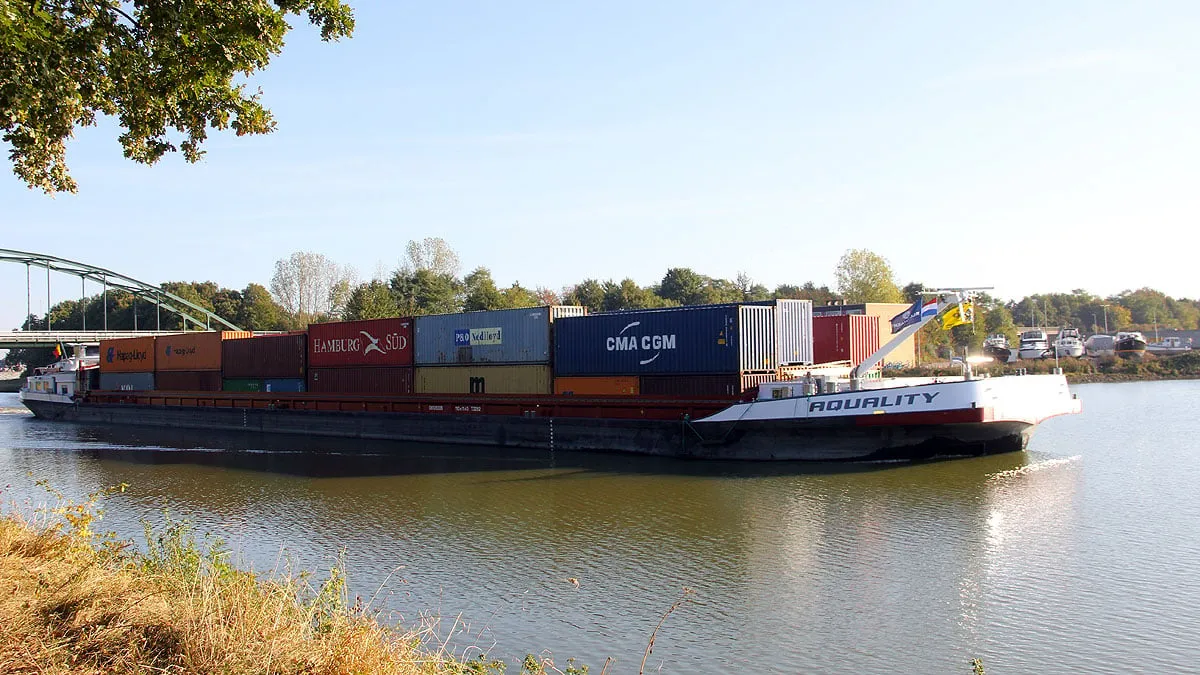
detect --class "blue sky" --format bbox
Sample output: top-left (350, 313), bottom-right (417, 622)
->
top-left (3, 1), bottom-right (1198, 331)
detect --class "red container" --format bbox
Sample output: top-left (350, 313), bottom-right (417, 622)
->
top-left (307, 318), bottom-right (413, 368)
top-left (154, 370), bottom-right (222, 391)
top-left (639, 373), bottom-right (775, 400)
top-left (307, 367), bottom-right (414, 395)
top-left (813, 315), bottom-right (880, 366)
top-left (222, 334), bottom-right (307, 379)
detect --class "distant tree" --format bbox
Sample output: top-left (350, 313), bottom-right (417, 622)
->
top-left (775, 282), bottom-right (837, 306)
top-left (734, 272), bottom-right (772, 303)
top-left (499, 282), bottom-right (540, 309)
top-left (704, 278), bottom-right (744, 304)
top-left (402, 237), bottom-right (461, 277)
top-left (659, 268), bottom-right (708, 306)
top-left (237, 283), bottom-right (284, 330)
top-left (343, 280), bottom-right (399, 320)
top-left (270, 251), bottom-right (353, 328)
top-left (834, 249), bottom-right (904, 303)
top-left (563, 279), bottom-right (606, 310)
top-left (2, 0), bottom-right (355, 193)
top-left (534, 287), bottom-right (561, 306)
top-left (463, 267), bottom-right (503, 311)
top-left (390, 268), bottom-right (462, 316)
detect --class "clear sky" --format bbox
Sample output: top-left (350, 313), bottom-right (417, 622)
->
top-left (3, 1), bottom-right (1198, 332)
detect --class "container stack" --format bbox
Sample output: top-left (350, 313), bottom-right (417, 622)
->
top-left (98, 336), bottom-right (157, 391)
top-left (156, 331), bottom-right (252, 390)
top-left (413, 306), bottom-right (584, 395)
top-left (553, 300), bottom-right (813, 399)
top-left (306, 318), bottom-right (413, 394)
top-left (812, 314), bottom-right (880, 366)
top-left (222, 334), bottom-right (307, 392)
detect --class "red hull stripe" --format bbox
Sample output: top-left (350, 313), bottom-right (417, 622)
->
top-left (854, 407), bottom-right (991, 426)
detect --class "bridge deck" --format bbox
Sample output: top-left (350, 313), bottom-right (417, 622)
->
top-left (0, 331), bottom-right (183, 349)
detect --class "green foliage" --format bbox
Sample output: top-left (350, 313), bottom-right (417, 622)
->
top-left (390, 268), bottom-right (463, 316)
top-left (1, 0), bottom-right (355, 193)
top-left (342, 280), bottom-right (399, 320)
top-left (834, 249), bottom-right (904, 303)
top-left (659, 267), bottom-right (709, 305)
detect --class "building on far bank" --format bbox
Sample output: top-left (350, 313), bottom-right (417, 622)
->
top-left (812, 302), bottom-right (917, 367)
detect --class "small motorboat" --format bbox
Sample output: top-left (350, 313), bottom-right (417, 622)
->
top-left (1018, 330), bottom-right (1052, 360)
top-left (1115, 331), bottom-right (1148, 359)
top-left (982, 334), bottom-right (1013, 362)
top-left (1053, 327), bottom-right (1085, 358)
top-left (1147, 336), bottom-right (1192, 357)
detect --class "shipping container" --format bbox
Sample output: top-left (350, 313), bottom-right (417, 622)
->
top-left (222, 378), bottom-right (264, 392)
top-left (414, 365), bottom-right (552, 395)
top-left (157, 331), bottom-right (251, 371)
top-left (263, 378), bottom-right (305, 393)
top-left (639, 373), bottom-right (777, 400)
top-left (99, 372), bottom-right (155, 391)
top-left (553, 376), bottom-right (640, 396)
top-left (414, 305), bottom-right (584, 366)
top-left (775, 299), bottom-right (814, 365)
top-left (155, 370), bottom-right (223, 391)
top-left (307, 318), bottom-right (413, 368)
top-left (222, 334), bottom-right (306, 378)
top-left (553, 304), bottom-right (783, 376)
top-left (307, 366), bottom-right (413, 395)
top-left (99, 336), bottom-right (157, 373)
top-left (813, 314), bottom-right (880, 366)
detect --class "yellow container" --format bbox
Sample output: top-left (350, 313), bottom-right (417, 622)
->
top-left (414, 365), bottom-right (552, 395)
top-left (553, 376), bottom-right (640, 396)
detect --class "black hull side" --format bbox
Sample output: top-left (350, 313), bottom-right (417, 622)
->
top-left (22, 400), bottom-right (1033, 462)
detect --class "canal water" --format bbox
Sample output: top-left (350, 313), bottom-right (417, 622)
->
top-left (1, 382), bottom-right (1197, 674)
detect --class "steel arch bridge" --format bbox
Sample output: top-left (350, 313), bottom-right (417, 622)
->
top-left (1, 249), bottom-right (240, 347)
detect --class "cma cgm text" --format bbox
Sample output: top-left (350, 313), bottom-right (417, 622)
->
top-left (606, 335), bottom-right (677, 351)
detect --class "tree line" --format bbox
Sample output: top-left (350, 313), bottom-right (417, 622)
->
top-left (6, 244), bottom-right (1198, 367)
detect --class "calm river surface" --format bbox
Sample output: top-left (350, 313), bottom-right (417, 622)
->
top-left (2, 382), bottom-right (1198, 673)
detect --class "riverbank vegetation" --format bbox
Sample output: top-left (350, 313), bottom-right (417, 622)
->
top-left (893, 351), bottom-right (1200, 383)
top-left (0, 486), bottom-right (584, 674)
top-left (6, 241), bottom-right (1198, 371)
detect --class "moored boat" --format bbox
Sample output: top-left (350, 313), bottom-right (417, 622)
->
top-left (1147, 336), bottom-right (1192, 357)
top-left (983, 334), bottom-right (1013, 362)
top-left (1053, 327), bottom-right (1085, 358)
top-left (1115, 331), bottom-right (1148, 359)
top-left (1085, 334), bottom-right (1114, 358)
top-left (1018, 330), bottom-right (1052, 360)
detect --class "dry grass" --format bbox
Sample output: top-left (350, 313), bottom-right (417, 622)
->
top-left (0, 487), bottom-right (526, 674)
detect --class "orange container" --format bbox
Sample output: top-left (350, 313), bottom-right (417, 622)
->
top-left (156, 331), bottom-right (252, 371)
top-left (99, 336), bottom-right (157, 373)
top-left (553, 376), bottom-right (640, 396)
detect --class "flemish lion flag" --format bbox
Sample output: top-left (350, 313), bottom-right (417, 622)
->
top-left (940, 302), bottom-right (974, 330)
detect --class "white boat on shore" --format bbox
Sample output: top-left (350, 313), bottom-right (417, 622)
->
top-left (1054, 327), bottom-right (1085, 358)
top-left (1018, 330), bottom-right (1052, 360)
top-left (1147, 336), bottom-right (1193, 357)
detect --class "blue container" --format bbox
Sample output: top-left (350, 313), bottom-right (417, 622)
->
top-left (263, 378), bottom-right (306, 393)
top-left (414, 306), bottom-right (585, 366)
top-left (553, 304), bottom-right (779, 376)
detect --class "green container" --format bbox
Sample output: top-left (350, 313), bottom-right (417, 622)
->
top-left (222, 378), bottom-right (264, 392)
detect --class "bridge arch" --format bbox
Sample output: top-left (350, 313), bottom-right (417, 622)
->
top-left (0, 249), bottom-right (241, 332)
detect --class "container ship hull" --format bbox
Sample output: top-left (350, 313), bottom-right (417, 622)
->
top-left (20, 374), bottom-right (1075, 462)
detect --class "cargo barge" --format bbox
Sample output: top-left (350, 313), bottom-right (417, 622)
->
top-left (19, 291), bottom-right (1082, 461)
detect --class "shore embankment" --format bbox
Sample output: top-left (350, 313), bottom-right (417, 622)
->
top-left (0, 492), bottom-right (557, 675)
top-left (895, 352), bottom-right (1200, 385)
